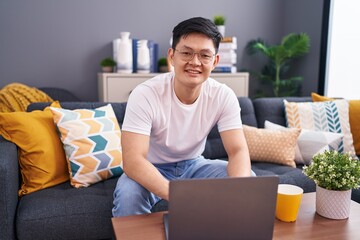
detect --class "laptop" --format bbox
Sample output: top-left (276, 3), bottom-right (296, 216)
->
top-left (163, 176), bottom-right (279, 240)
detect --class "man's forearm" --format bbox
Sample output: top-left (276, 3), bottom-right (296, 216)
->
top-left (227, 151), bottom-right (251, 177)
top-left (124, 159), bottom-right (170, 200)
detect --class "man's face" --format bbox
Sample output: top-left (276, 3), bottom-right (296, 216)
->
top-left (168, 33), bottom-right (219, 89)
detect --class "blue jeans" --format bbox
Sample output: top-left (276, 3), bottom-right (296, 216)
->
top-left (112, 156), bottom-right (254, 217)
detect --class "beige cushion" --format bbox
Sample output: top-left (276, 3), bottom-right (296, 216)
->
top-left (243, 125), bottom-right (301, 167)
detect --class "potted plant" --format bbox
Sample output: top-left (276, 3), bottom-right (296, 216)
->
top-left (213, 15), bottom-right (226, 37)
top-left (100, 57), bottom-right (116, 73)
top-left (303, 150), bottom-right (360, 219)
top-left (158, 57), bottom-right (168, 73)
top-left (246, 33), bottom-right (310, 97)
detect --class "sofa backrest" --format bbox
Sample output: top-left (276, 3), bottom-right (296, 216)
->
top-left (253, 97), bottom-right (311, 128)
top-left (27, 96), bottom-right (311, 160)
top-left (202, 97), bottom-right (257, 159)
top-left (27, 102), bottom-right (128, 127)
top-left (39, 87), bottom-right (81, 102)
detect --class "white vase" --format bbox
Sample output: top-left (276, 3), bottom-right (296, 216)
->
top-left (316, 185), bottom-right (351, 219)
top-left (217, 25), bottom-right (225, 37)
top-left (137, 40), bottom-right (150, 73)
top-left (117, 32), bottom-right (133, 73)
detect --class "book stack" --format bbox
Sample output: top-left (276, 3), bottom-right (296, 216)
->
top-left (213, 36), bottom-right (237, 73)
top-left (113, 36), bottom-right (158, 73)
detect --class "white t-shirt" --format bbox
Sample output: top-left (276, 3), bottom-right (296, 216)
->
top-left (122, 72), bottom-right (242, 164)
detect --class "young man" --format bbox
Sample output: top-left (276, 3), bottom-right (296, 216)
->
top-left (112, 17), bottom-right (252, 217)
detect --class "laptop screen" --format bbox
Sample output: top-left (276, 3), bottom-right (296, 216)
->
top-left (165, 176), bottom-right (279, 240)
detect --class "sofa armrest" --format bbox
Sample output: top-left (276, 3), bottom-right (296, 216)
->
top-left (0, 136), bottom-right (19, 239)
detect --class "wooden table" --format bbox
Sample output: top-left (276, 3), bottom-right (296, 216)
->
top-left (112, 193), bottom-right (360, 240)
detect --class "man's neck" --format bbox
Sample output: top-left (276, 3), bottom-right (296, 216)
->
top-left (174, 82), bottom-right (201, 105)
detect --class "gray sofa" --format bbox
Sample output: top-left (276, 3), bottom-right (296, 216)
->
top-left (1, 96), bottom-right (323, 239)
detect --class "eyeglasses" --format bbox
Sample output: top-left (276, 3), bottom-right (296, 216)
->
top-left (174, 48), bottom-right (215, 64)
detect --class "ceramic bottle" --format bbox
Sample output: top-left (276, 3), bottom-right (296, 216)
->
top-left (137, 40), bottom-right (150, 73)
top-left (117, 32), bottom-right (133, 73)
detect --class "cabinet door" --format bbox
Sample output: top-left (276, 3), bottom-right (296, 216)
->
top-left (106, 77), bottom-right (146, 102)
top-left (213, 73), bottom-right (249, 97)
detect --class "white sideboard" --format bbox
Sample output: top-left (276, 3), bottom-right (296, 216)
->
top-left (98, 72), bottom-right (249, 102)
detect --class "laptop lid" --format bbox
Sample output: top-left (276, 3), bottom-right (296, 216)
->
top-left (167, 176), bottom-right (279, 240)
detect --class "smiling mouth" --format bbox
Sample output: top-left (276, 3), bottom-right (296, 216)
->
top-left (185, 69), bottom-right (202, 74)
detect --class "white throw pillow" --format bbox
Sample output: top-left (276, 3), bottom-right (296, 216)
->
top-left (283, 99), bottom-right (355, 157)
top-left (264, 120), bottom-right (343, 165)
top-left (50, 104), bottom-right (123, 188)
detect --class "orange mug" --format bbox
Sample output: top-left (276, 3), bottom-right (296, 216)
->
top-left (276, 184), bottom-right (303, 222)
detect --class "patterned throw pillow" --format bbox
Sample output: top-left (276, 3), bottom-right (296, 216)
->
top-left (243, 125), bottom-right (301, 167)
top-left (0, 101), bottom-right (68, 196)
top-left (265, 120), bottom-right (343, 165)
top-left (311, 92), bottom-right (360, 156)
top-left (284, 99), bottom-right (356, 157)
top-left (50, 104), bottom-right (123, 188)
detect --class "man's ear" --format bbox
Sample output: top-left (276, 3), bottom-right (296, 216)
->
top-left (168, 48), bottom-right (175, 66)
top-left (211, 54), bottom-right (220, 70)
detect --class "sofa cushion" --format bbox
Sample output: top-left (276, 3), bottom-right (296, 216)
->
top-left (251, 162), bottom-right (316, 193)
top-left (50, 104), bottom-right (123, 188)
top-left (16, 178), bottom-right (118, 240)
top-left (0, 101), bottom-right (69, 196)
top-left (243, 125), bottom-right (300, 167)
top-left (284, 99), bottom-right (356, 157)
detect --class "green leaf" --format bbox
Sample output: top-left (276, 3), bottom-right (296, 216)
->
top-left (246, 39), bottom-right (269, 56)
top-left (282, 33), bottom-right (310, 58)
top-left (303, 150), bottom-right (360, 190)
top-left (246, 32), bottom-right (310, 97)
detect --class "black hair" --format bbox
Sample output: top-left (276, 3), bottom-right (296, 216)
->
top-left (172, 17), bottom-right (222, 53)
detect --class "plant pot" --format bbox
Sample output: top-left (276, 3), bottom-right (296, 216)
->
top-left (158, 66), bottom-right (168, 73)
top-left (316, 185), bottom-right (351, 219)
top-left (217, 25), bottom-right (225, 37)
top-left (102, 66), bottom-right (114, 73)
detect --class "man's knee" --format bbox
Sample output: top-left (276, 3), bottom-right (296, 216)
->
top-left (112, 173), bottom-right (158, 217)
top-left (113, 174), bottom-right (148, 203)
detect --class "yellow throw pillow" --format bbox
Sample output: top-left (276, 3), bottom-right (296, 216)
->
top-left (243, 125), bottom-right (301, 167)
top-left (311, 92), bottom-right (360, 155)
top-left (0, 101), bottom-right (68, 196)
